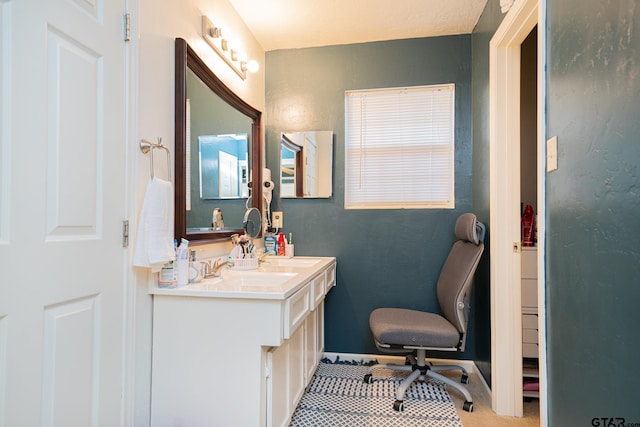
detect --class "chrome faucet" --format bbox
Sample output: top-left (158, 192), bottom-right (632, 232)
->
top-left (202, 258), bottom-right (234, 278)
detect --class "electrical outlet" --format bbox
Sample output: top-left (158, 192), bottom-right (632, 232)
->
top-left (272, 211), bottom-right (283, 228)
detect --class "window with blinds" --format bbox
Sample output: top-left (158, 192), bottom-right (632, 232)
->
top-left (344, 84), bottom-right (455, 209)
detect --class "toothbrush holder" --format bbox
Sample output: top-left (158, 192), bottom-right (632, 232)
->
top-left (285, 244), bottom-right (294, 258)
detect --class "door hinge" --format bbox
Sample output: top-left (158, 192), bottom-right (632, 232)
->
top-left (122, 220), bottom-right (129, 247)
top-left (123, 13), bottom-right (131, 42)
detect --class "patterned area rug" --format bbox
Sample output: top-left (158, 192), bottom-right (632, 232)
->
top-left (289, 360), bottom-right (463, 427)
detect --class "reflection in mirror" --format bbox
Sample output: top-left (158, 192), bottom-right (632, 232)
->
top-left (280, 131), bottom-right (333, 198)
top-left (185, 56), bottom-right (252, 230)
top-left (198, 133), bottom-right (248, 199)
top-left (175, 38), bottom-right (262, 243)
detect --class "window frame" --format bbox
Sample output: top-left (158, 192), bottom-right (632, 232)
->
top-left (344, 84), bottom-right (456, 210)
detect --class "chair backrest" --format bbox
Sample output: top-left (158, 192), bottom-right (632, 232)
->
top-left (436, 213), bottom-right (485, 342)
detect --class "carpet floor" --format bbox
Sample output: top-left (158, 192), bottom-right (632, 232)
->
top-left (289, 360), bottom-right (463, 427)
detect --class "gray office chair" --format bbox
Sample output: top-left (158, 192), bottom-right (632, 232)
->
top-left (364, 213), bottom-right (485, 413)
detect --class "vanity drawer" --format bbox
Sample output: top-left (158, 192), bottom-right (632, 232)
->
top-left (522, 314), bottom-right (538, 329)
top-left (521, 279), bottom-right (538, 309)
top-left (311, 273), bottom-right (326, 310)
top-left (324, 264), bottom-right (336, 294)
top-left (523, 342), bottom-right (538, 358)
top-left (284, 284), bottom-right (311, 339)
top-left (521, 248), bottom-right (538, 279)
top-left (522, 328), bottom-right (538, 344)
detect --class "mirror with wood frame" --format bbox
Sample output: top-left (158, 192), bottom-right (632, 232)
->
top-left (175, 38), bottom-right (262, 243)
top-left (280, 131), bottom-right (333, 198)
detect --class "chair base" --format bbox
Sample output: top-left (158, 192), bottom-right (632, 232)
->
top-left (364, 349), bottom-right (474, 413)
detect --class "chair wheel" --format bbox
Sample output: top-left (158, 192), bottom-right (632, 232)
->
top-left (393, 400), bottom-right (404, 411)
top-left (463, 401), bottom-right (474, 412)
top-left (461, 373), bottom-right (469, 384)
top-left (363, 373), bottom-right (373, 384)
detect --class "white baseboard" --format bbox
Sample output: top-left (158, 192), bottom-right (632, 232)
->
top-left (473, 363), bottom-right (492, 396)
top-left (322, 352), bottom-right (492, 397)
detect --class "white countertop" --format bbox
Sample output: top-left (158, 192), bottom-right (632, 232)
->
top-left (150, 256), bottom-right (336, 300)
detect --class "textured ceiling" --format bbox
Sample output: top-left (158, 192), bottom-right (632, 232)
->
top-left (227, 0), bottom-right (488, 51)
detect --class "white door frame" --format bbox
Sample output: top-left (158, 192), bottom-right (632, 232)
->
top-left (489, 0), bottom-right (547, 423)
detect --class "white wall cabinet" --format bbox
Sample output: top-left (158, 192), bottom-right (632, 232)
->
top-left (150, 258), bottom-right (335, 427)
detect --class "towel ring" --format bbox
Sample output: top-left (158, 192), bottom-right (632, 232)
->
top-left (140, 137), bottom-right (171, 180)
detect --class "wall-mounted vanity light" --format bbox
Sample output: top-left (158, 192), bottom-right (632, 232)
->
top-left (201, 16), bottom-right (259, 80)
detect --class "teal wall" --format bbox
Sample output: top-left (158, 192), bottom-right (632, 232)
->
top-left (470, 0), bottom-right (504, 387)
top-left (546, 0), bottom-right (640, 425)
top-left (470, 1), bottom-right (640, 422)
top-left (265, 36), bottom-right (475, 357)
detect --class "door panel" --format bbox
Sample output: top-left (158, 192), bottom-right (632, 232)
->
top-left (47, 28), bottom-right (102, 239)
top-left (41, 296), bottom-right (101, 426)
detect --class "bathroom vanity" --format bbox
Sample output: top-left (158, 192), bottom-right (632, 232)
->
top-left (149, 256), bottom-right (336, 427)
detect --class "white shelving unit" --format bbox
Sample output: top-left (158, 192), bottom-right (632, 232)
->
top-left (521, 247), bottom-right (539, 399)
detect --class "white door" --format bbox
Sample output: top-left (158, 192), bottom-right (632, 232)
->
top-left (218, 150), bottom-right (239, 198)
top-left (0, 0), bottom-right (128, 425)
top-left (303, 134), bottom-right (317, 197)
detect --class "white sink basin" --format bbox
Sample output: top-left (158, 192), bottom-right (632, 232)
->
top-left (263, 257), bottom-right (322, 268)
top-left (226, 271), bottom-right (297, 285)
top-left (200, 271), bottom-right (298, 288)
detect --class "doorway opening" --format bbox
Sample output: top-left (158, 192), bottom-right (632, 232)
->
top-left (489, 0), bottom-right (547, 423)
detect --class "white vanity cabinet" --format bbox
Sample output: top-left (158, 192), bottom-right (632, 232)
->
top-left (149, 257), bottom-right (336, 427)
top-left (267, 303), bottom-right (326, 427)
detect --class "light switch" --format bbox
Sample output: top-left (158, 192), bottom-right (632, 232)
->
top-left (547, 136), bottom-right (558, 172)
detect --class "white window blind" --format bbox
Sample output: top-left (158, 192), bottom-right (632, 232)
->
top-left (344, 84), bottom-right (455, 209)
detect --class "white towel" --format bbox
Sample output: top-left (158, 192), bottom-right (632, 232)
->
top-left (133, 177), bottom-right (175, 272)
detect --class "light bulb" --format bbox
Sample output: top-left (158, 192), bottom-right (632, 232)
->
top-left (227, 38), bottom-right (239, 52)
top-left (246, 60), bottom-right (259, 73)
top-left (209, 26), bottom-right (224, 38)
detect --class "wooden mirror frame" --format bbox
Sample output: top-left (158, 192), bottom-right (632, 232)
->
top-left (280, 133), bottom-right (304, 197)
top-left (175, 38), bottom-right (262, 243)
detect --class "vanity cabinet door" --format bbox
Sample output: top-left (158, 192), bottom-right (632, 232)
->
top-left (266, 323), bottom-right (305, 427)
top-left (267, 341), bottom-right (289, 427)
top-left (289, 323), bottom-right (306, 412)
top-left (317, 301), bottom-right (325, 356)
top-left (304, 309), bottom-right (319, 382)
